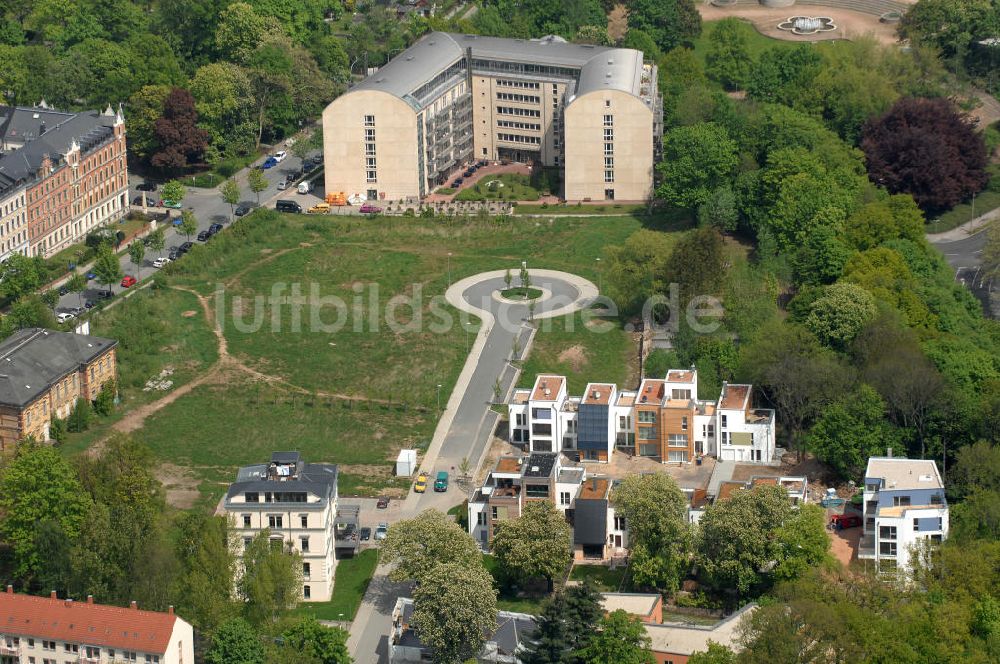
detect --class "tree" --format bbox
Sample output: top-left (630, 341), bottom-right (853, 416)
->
top-left (93, 379), bottom-right (116, 416)
top-left (804, 282), bottom-right (877, 350)
top-left (697, 185), bottom-right (739, 232)
top-left (66, 272), bottom-right (88, 306)
top-left (0, 443), bottom-right (90, 579)
top-left (248, 167), bottom-right (268, 205)
top-left (578, 610), bottom-right (655, 664)
top-left (161, 179), bottom-right (187, 206)
top-left (605, 229), bottom-right (674, 315)
top-left (151, 88), bottom-right (209, 172)
top-left (381, 509), bottom-right (482, 584)
top-left (148, 226), bottom-right (166, 259)
top-left (687, 642), bottom-right (736, 664)
top-left (625, 0), bottom-right (701, 53)
top-left (844, 196), bottom-right (925, 251)
top-left (179, 210), bottom-right (198, 242)
top-left (746, 45), bottom-right (822, 107)
top-left (705, 18), bottom-right (752, 91)
top-left (0, 253), bottom-right (44, 299)
top-left (173, 512), bottom-right (238, 632)
top-left (655, 123), bottom-right (738, 210)
top-left (410, 561), bottom-right (497, 664)
top-left (792, 224), bottom-right (852, 287)
top-left (238, 530), bottom-right (302, 627)
top-left (861, 97), bottom-right (989, 213)
top-left (190, 62), bottom-right (257, 158)
top-left (126, 85), bottom-right (172, 164)
top-left (92, 244), bottom-right (123, 294)
top-left (205, 617), bottom-right (264, 664)
top-left (128, 242), bottom-right (145, 276)
top-left (611, 473), bottom-right (690, 593)
top-left (982, 219), bottom-right (1000, 283)
top-left (573, 25), bottom-right (610, 46)
top-left (279, 616), bottom-right (352, 664)
top-left (622, 28), bottom-right (661, 61)
top-left (807, 385), bottom-right (901, 482)
top-left (221, 178), bottom-right (241, 219)
top-left (215, 2), bottom-right (281, 64)
top-left (504, 268), bottom-right (513, 290)
top-left (41, 288), bottom-right (59, 312)
top-left (492, 501), bottom-right (571, 591)
top-left (522, 580), bottom-right (603, 663)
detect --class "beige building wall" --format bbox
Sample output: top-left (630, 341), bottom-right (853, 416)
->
top-left (563, 90), bottom-right (653, 202)
top-left (322, 90), bottom-right (420, 202)
top-left (471, 76), bottom-right (567, 167)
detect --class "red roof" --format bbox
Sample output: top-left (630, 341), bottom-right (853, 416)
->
top-left (0, 590), bottom-right (178, 654)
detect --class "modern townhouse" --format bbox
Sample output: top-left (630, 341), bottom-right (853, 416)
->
top-left (0, 103), bottom-right (129, 259)
top-left (859, 454), bottom-right (948, 573)
top-left (0, 587), bottom-right (193, 664)
top-left (508, 369), bottom-right (776, 465)
top-left (323, 32), bottom-right (661, 203)
top-left (0, 328), bottom-right (117, 450)
top-left (467, 451), bottom-right (628, 563)
top-left (222, 452), bottom-right (353, 602)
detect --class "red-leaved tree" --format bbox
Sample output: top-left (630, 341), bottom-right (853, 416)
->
top-left (860, 97), bottom-right (988, 213)
top-left (150, 88), bottom-right (209, 172)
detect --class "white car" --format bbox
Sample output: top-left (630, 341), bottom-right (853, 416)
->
top-left (273, 150), bottom-right (287, 163)
top-left (375, 523), bottom-right (388, 541)
top-left (56, 312), bottom-right (76, 323)
top-left (152, 257), bottom-right (171, 268)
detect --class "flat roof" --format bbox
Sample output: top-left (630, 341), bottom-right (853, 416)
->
top-left (583, 383), bottom-right (615, 405)
top-left (878, 504), bottom-right (944, 518)
top-left (495, 457), bottom-right (522, 474)
top-left (865, 457), bottom-right (944, 491)
top-left (532, 375), bottom-right (565, 402)
top-left (579, 477), bottom-right (610, 500)
top-left (645, 605), bottom-right (756, 655)
top-left (523, 452), bottom-right (557, 478)
top-left (666, 370), bottom-right (695, 383)
top-left (720, 383), bottom-right (751, 410)
top-left (717, 481), bottom-right (745, 501)
top-left (616, 392), bottom-right (636, 407)
top-left (637, 379), bottom-right (664, 405)
top-left (600, 593), bottom-right (660, 619)
top-left (511, 388), bottom-right (530, 405)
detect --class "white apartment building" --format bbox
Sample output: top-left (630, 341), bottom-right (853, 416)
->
top-left (859, 455), bottom-right (949, 573)
top-left (0, 588), bottom-right (193, 664)
top-left (0, 188), bottom-right (28, 261)
top-left (222, 452), bottom-right (349, 602)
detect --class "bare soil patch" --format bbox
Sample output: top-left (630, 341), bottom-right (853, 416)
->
top-left (607, 4), bottom-right (628, 42)
top-left (557, 344), bottom-right (588, 371)
top-left (157, 462), bottom-right (201, 509)
top-left (181, 310), bottom-right (198, 318)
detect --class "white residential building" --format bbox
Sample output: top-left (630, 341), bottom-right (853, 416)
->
top-left (0, 187), bottom-right (28, 261)
top-left (222, 451), bottom-right (352, 602)
top-left (859, 455), bottom-right (949, 573)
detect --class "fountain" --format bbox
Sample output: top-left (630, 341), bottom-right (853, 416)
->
top-left (777, 15), bottom-right (837, 35)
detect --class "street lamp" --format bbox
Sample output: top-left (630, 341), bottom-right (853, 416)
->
top-left (595, 257), bottom-right (602, 293)
top-left (447, 252), bottom-right (452, 288)
top-left (437, 383), bottom-right (443, 412)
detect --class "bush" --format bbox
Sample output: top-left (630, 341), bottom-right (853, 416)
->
top-left (49, 416), bottom-right (67, 444)
top-left (66, 398), bottom-right (92, 433)
top-left (94, 380), bottom-right (116, 417)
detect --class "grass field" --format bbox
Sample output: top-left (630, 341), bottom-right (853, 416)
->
top-left (61, 209), bottom-right (689, 493)
top-left (568, 564), bottom-right (628, 592)
top-left (515, 203), bottom-right (650, 216)
top-left (456, 174), bottom-right (540, 202)
top-left (292, 549), bottom-right (379, 621)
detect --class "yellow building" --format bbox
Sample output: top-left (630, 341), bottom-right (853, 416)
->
top-left (323, 32), bottom-right (660, 203)
top-left (0, 328), bottom-right (117, 450)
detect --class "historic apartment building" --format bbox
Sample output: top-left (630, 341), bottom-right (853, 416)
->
top-left (508, 370), bottom-right (776, 465)
top-left (222, 452), bottom-right (354, 602)
top-left (0, 328), bottom-right (117, 450)
top-left (0, 103), bottom-right (129, 260)
top-left (322, 32), bottom-right (661, 203)
top-left (0, 587), bottom-right (194, 664)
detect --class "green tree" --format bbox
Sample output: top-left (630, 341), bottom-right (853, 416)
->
top-left (705, 18), bottom-right (752, 91)
top-left (190, 61), bottom-right (257, 158)
top-left (573, 25), bottom-right (610, 46)
top-left (807, 385), bottom-right (901, 482)
top-left (239, 530), bottom-right (302, 627)
top-left (687, 642), bottom-right (736, 664)
top-left (0, 443), bottom-right (90, 579)
top-left (492, 501), bottom-right (571, 591)
top-left (205, 617), bottom-right (265, 664)
top-left (0, 253), bottom-right (44, 299)
top-left (410, 561), bottom-right (497, 664)
top-left (179, 210), bottom-right (198, 242)
top-left (93, 244), bottom-right (123, 293)
top-left (125, 85), bottom-right (172, 164)
top-left (611, 473), bottom-right (690, 593)
top-left (655, 123), bottom-right (738, 210)
top-left (161, 179), bottom-right (187, 206)
top-left (697, 185), bottom-right (739, 232)
top-left (579, 610), bottom-right (655, 664)
top-left (172, 512), bottom-right (238, 632)
top-left (221, 178), bottom-right (241, 219)
top-left (522, 581), bottom-right (603, 663)
top-left (148, 226), bottom-right (166, 259)
top-left (622, 28), bottom-right (661, 60)
top-left (248, 167), bottom-right (268, 205)
top-left (66, 272), bottom-right (88, 307)
top-left (41, 289), bottom-right (59, 312)
top-left (604, 229), bottom-right (674, 315)
top-left (66, 397), bottom-right (93, 432)
top-left (792, 223), bottom-right (852, 286)
top-left (128, 241), bottom-right (145, 276)
top-left (93, 379), bottom-right (116, 416)
top-left (804, 282), bottom-right (877, 350)
top-left (626, 0), bottom-right (701, 53)
top-left (279, 616), bottom-right (352, 663)
top-left (983, 220), bottom-right (1000, 282)
top-left (381, 509), bottom-right (482, 584)
top-left (215, 2), bottom-right (281, 64)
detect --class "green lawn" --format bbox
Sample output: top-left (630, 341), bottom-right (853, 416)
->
top-left (568, 565), bottom-right (628, 592)
top-left (926, 166), bottom-right (1000, 233)
top-left (456, 174), bottom-right (540, 202)
top-left (483, 554), bottom-right (548, 615)
top-left (515, 203), bottom-right (649, 216)
top-left (500, 287), bottom-right (542, 301)
top-left (292, 549), bottom-right (379, 621)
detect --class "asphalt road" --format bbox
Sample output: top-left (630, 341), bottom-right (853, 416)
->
top-left (347, 273), bottom-right (591, 663)
top-left (53, 151), bottom-right (321, 313)
top-left (931, 228), bottom-right (995, 317)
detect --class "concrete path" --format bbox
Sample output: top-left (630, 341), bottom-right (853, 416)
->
top-left (347, 269), bottom-right (597, 663)
top-left (706, 460), bottom-right (736, 500)
top-left (926, 206), bottom-right (999, 244)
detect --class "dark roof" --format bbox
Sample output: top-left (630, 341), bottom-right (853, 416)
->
top-left (225, 456), bottom-right (338, 504)
top-left (522, 452), bottom-right (557, 478)
top-left (0, 328), bottom-right (117, 407)
top-left (492, 612), bottom-right (536, 655)
top-left (573, 496), bottom-right (608, 545)
top-left (271, 451), bottom-right (301, 464)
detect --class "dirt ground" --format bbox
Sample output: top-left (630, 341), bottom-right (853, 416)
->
top-left (605, 451), bottom-right (716, 490)
top-left (698, 4), bottom-right (905, 45)
top-left (156, 462), bottom-right (201, 510)
top-left (607, 4), bottom-right (628, 42)
top-left (829, 522), bottom-right (862, 567)
top-left (557, 344), bottom-right (588, 372)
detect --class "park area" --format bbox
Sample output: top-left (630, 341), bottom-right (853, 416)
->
top-left (65, 209), bottom-right (687, 504)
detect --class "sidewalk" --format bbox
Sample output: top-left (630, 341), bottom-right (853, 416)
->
top-left (926, 205), bottom-right (999, 243)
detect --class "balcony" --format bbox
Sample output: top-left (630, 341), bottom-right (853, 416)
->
top-left (858, 534), bottom-right (876, 559)
top-left (334, 505), bottom-right (360, 554)
top-left (0, 644), bottom-right (21, 657)
top-left (78, 654), bottom-right (101, 664)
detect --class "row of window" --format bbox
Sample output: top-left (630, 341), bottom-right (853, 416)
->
top-left (496, 106), bottom-right (540, 118)
top-left (496, 120), bottom-right (541, 131)
top-left (496, 93), bottom-right (539, 104)
top-left (496, 79), bottom-right (540, 90)
top-left (497, 133), bottom-right (541, 145)
top-left (3, 637), bottom-right (155, 663)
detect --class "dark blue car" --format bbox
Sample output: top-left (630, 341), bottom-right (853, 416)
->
top-left (262, 157), bottom-right (278, 169)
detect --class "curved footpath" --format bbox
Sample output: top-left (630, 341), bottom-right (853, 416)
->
top-left (346, 269), bottom-right (597, 662)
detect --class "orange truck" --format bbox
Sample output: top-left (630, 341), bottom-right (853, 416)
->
top-left (326, 192), bottom-right (347, 206)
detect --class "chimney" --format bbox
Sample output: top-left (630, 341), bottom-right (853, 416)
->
top-left (86, 595), bottom-right (94, 604)
top-left (130, 601), bottom-right (138, 610)
top-left (65, 599), bottom-right (73, 608)
top-left (591, 478), bottom-right (598, 492)
top-left (887, 447), bottom-right (893, 458)
top-left (168, 606), bottom-right (174, 616)
top-left (5, 585), bottom-right (11, 594)
top-left (50, 590), bottom-right (57, 599)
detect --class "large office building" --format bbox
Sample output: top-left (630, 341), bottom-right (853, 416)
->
top-left (0, 103), bottom-right (129, 260)
top-left (322, 32), bottom-right (661, 203)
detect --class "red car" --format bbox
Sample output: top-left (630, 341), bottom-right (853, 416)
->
top-left (830, 513), bottom-right (862, 530)
top-left (359, 203), bottom-right (382, 214)
top-left (121, 275), bottom-right (137, 288)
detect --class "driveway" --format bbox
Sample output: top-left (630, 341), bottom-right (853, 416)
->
top-left (347, 269), bottom-right (597, 662)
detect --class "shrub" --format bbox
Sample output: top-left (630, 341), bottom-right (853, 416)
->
top-left (94, 380), bottom-right (116, 417)
top-left (66, 398), bottom-right (92, 433)
top-left (49, 416), bottom-right (67, 444)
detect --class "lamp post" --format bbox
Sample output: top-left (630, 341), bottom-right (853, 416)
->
top-left (447, 252), bottom-right (452, 287)
top-left (437, 383), bottom-right (443, 412)
top-left (595, 257), bottom-right (602, 293)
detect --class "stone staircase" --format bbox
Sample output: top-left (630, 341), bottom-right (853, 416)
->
top-left (709, 0), bottom-right (910, 18)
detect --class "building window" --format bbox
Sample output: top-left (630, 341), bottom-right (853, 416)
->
top-left (668, 451), bottom-right (688, 463)
top-left (560, 491), bottom-right (571, 506)
top-left (491, 506), bottom-right (499, 520)
top-left (604, 188), bottom-right (614, 200)
top-left (930, 494), bottom-right (943, 505)
top-left (364, 115), bottom-right (375, 126)
top-left (681, 417), bottom-right (688, 430)
top-left (43, 642), bottom-right (55, 651)
top-left (477, 512), bottom-right (487, 526)
top-left (300, 514), bottom-right (308, 528)
top-left (245, 492), bottom-right (259, 503)
top-left (668, 434), bottom-right (688, 447)
top-left (367, 189), bottom-right (378, 200)
top-left (638, 411), bottom-right (656, 424)
top-left (604, 157), bottom-right (614, 168)
top-left (603, 128), bottom-right (613, 140)
top-left (618, 415), bottom-right (630, 429)
top-left (243, 537), bottom-right (252, 548)
top-left (604, 142), bottom-right (613, 155)
top-left (303, 562), bottom-right (311, 578)
top-left (614, 516), bottom-right (625, 530)
top-left (603, 114), bottom-right (613, 127)
top-left (879, 541), bottom-right (897, 556)
top-left (303, 585), bottom-right (311, 599)
top-left (242, 515), bottom-right (251, 528)
top-left (268, 515), bottom-right (283, 529)
top-left (879, 525), bottom-right (897, 540)
top-left (720, 415), bottom-right (728, 429)
top-left (300, 537), bottom-right (309, 552)
top-left (366, 170), bottom-right (377, 183)
top-left (638, 427), bottom-right (657, 441)
top-left (604, 170), bottom-right (614, 183)
top-left (364, 128), bottom-right (375, 140)
top-left (893, 496), bottom-right (911, 507)
top-left (515, 413), bottom-right (526, 426)
top-left (365, 143), bottom-right (376, 155)
top-left (366, 157), bottom-right (377, 168)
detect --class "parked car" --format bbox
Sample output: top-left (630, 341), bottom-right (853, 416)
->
top-left (197, 230), bottom-right (211, 241)
top-left (152, 257), bottom-right (171, 268)
top-left (84, 300), bottom-right (96, 309)
top-left (161, 199), bottom-right (182, 209)
top-left (451, 178), bottom-right (463, 187)
top-left (287, 169), bottom-right (303, 181)
top-left (297, 180), bottom-right (312, 194)
top-left (68, 306), bottom-right (85, 316)
top-left (262, 156), bottom-right (278, 169)
top-left (302, 160), bottom-right (318, 173)
top-left (135, 181), bottom-right (157, 192)
top-left (359, 204), bottom-right (382, 214)
top-left (276, 178), bottom-right (289, 190)
top-left (375, 523), bottom-right (388, 541)
top-left (58, 285), bottom-right (69, 296)
top-left (359, 527), bottom-right (371, 542)
top-left (235, 203), bottom-right (254, 216)
top-left (376, 496), bottom-right (390, 509)
top-left (434, 471), bottom-right (449, 492)
top-left (829, 513), bottom-right (862, 530)
top-left (414, 473), bottom-right (428, 493)
top-left (86, 271), bottom-right (97, 280)
top-left (97, 290), bottom-right (113, 300)
top-left (120, 275), bottom-right (137, 288)
top-left (168, 249), bottom-right (180, 261)
top-left (276, 200), bottom-right (302, 213)
top-left (463, 170), bottom-right (474, 178)
top-left (208, 223), bottom-right (224, 235)
top-left (177, 241), bottom-right (194, 254)
top-left (273, 150), bottom-right (287, 163)
top-left (307, 202), bottom-right (331, 215)
top-left (56, 312), bottom-right (76, 323)
top-left (477, 160), bottom-right (488, 168)
top-left (132, 195), bottom-right (146, 205)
